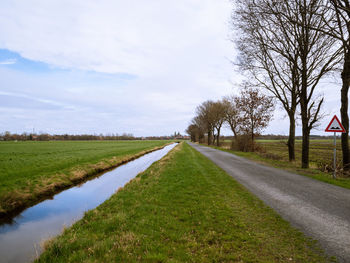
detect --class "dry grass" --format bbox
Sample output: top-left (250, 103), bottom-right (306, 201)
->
top-left (217, 139), bottom-right (350, 189)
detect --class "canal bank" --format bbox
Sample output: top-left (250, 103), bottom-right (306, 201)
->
top-left (0, 142), bottom-right (172, 219)
top-left (36, 143), bottom-right (330, 263)
top-left (0, 143), bottom-right (178, 263)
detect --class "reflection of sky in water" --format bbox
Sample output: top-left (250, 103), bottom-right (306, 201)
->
top-left (0, 143), bottom-right (176, 263)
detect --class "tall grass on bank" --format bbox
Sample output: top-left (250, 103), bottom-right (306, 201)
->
top-left (0, 140), bottom-right (170, 215)
top-left (37, 143), bottom-right (331, 262)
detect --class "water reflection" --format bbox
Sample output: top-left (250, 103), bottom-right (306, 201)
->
top-left (0, 143), bottom-right (176, 263)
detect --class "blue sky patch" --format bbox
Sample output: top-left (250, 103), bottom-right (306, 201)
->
top-left (0, 49), bottom-right (54, 73)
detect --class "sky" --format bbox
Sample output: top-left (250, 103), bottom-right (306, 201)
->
top-left (0, 0), bottom-right (345, 137)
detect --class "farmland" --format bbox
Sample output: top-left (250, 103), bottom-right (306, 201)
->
top-left (219, 139), bottom-right (350, 189)
top-left (0, 140), bottom-right (170, 215)
top-left (37, 142), bottom-right (330, 263)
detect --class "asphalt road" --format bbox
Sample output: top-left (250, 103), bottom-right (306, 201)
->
top-left (188, 142), bottom-right (350, 263)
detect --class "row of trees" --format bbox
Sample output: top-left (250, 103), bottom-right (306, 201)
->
top-left (0, 132), bottom-right (189, 141)
top-left (233, 0), bottom-right (350, 170)
top-left (186, 87), bottom-right (274, 151)
top-left (0, 132), bottom-right (136, 141)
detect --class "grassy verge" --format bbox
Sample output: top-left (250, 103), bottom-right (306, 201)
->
top-left (208, 144), bottom-right (350, 190)
top-left (37, 142), bottom-right (332, 262)
top-left (0, 140), bottom-right (171, 216)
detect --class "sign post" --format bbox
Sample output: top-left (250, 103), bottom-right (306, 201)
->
top-left (325, 115), bottom-right (346, 178)
top-left (333, 132), bottom-right (336, 179)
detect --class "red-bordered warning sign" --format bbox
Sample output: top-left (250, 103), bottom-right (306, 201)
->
top-left (325, 115), bottom-right (346, 132)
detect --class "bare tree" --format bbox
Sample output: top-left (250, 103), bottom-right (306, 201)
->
top-left (287, 0), bottom-right (340, 168)
top-left (234, 0), bottom-right (300, 161)
top-left (196, 100), bottom-right (216, 145)
top-left (186, 124), bottom-right (198, 142)
top-left (234, 0), bottom-right (340, 167)
top-left (211, 100), bottom-right (228, 146)
top-left (330, 0), bottom-right (350, 172)
top-left (235, 87), bottom-right (274, 151)
top-left (187, 116), bottom-right (205, 143)
top-left (223, 96), bottom-right (240, 138)
top-left (306, 0), bottom-right (350, 171)
top-left (223, 95), bottom-right (243, 150)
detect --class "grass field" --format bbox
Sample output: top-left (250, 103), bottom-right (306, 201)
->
top-left (222, 139), bottom-right (344, 166)
top-left (0, 140), bottom-right (170, 215)
top-left (219, 139), bottom-right (350, 189)
top-left (257, 139), bottom-right (342, 167)
top-left (37, 143), bottom-right (331, 263)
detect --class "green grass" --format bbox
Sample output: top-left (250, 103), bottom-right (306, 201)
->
top-left (216, 139), bottom-right (350, 189)
top-left (37, 142), bottom-right (332, 263)
top-left (0, 140), bottom-right (170, 214)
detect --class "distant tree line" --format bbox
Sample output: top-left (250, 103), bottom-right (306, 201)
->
top-left (232, 0), bottom-right (350, 171)
top-left (186, 87), bottom-right (274, 152)
top-left (0, 132), bottom-right (136, 141)
top-left (0, 132), bottom-right (189, 141)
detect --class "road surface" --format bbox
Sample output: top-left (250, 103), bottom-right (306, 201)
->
top-left (188, 142), bottom-right (350, 263)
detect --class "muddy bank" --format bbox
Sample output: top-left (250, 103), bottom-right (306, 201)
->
top-left (0, 143), bottom-right (173, 219)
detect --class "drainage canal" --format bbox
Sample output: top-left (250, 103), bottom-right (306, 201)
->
top-left (0, 143), bottom-right (177, 263)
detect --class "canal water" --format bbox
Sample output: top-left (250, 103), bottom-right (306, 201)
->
top-left (0, 143), bottom-right (177, 263)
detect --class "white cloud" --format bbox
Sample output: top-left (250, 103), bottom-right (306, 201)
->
top-left (0, 0), bottom-right (234, 77)
top-left (0, 0), bottom-right (239, 135)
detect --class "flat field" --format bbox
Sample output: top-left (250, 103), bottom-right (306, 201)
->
top-left (223, 139), bottom-right (343, 163)
top-left (0, 140), bottom-right (170, 215)
top-left (220, 139), bottom-right (350, 189)
top-left (37, 142), bottom-right (330, 262)
top-left (258, 139), bottom-right (342, 166)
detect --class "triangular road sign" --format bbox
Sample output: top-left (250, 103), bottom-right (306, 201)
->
top-left (325, 115), bottom-right (346, 132)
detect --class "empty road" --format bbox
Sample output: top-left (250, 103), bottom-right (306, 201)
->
top-left (189, 142), bottom-right (350, 263)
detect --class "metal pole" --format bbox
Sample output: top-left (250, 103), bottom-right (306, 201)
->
top-left (333, 132), bottom-right (336, 179)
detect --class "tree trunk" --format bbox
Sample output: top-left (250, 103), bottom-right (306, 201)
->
top-left (229, 123), bottom-right (237, 139)
top-left (301, 125), bottom-right (310, 168)
top-left (300, 93), bottom-right (310, 168)
top-left (300, 87), bottom-right (309, 168)
top-left (251, 125), bottom-right (255, 152)
top-left (229, 124), bottom-right (237, 150)
top-left (287, 113), bottom-right (296, 161)
top-left (341, 52), bottom-right (350, 173)
top-left (300, 37), bottom-right (309, 168)
top-left (207, 129), bottom-right (212, 145)
top-left (217, 127), bottom-right (221, 146)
